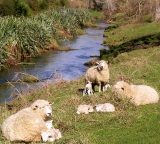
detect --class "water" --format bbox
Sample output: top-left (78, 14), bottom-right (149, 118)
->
top-left (0, 23), bottom-right (109, 104)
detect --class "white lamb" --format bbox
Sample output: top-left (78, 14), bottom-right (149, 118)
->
top-left (113, 81), bottom-right (159, 106)
top-left (85, 60), bottom-right (110, 92)
top-left (76, 104), bottom-right (94, 114)
top-left (41, 128), bottom-right (62, 142)
top-left (83, 81), bottom-right (94, 96)
top-left (1, 99), bottom-right (54, 142)
top-left (95, 103), bottom-right (115, 112)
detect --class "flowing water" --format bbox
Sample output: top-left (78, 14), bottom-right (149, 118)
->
top-left (0, 23), bottom-right (109, 104)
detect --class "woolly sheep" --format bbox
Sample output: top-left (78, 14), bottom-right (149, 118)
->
top-left (113, 81), bottom-right (159, 106)
top-left (1, 99), bottom-right (53, 142)
top-left (85, 60), bottom-right (110, 92)
top-left (41, 128), bottom-right (62, 142)
top-left (83, 80), bottom-right (94, 96)
top-left (95, 103), bottom-right (115, 112)
top-left (76, 104), bottom-right (94, 114)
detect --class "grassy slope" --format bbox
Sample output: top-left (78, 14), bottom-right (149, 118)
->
top-left (0, 46), bottom-right (160, 144)
top-left (103, 21), bottom-right (160, 46)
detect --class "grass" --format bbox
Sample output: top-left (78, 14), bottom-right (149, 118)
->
top-left (103, 21), bottom-right (160, 46)
top-left (0, 46), bottom-right (160, 143)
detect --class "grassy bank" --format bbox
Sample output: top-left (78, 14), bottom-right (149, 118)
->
top-left (1, 46), bottom-right (160, 143)
top-left (101, 21), bottom-right (160, 61)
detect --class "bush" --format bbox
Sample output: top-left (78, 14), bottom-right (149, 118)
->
top-left (15, 1), bottom-right (33, 16)
top-left (0, 0), bottom-right (15, 16)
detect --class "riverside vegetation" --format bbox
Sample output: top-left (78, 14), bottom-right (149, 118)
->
top-left (0, 8), bottom-right (100, 70)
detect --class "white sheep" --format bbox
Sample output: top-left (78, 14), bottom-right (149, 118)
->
top-left (1, 99), bottom-right (54, 142)
top-left (76, 104), bottom-right (94, 114)
top-left (85, 60), bottom-right (110, 92)
top-left (95, 103), bottom-right (115, 112)
top-left (83, 80), bottom-right (94, 96)
top-left (113, 81), bottom-right (159, 106)
top-left (41, 128), bottom-right (62, 142)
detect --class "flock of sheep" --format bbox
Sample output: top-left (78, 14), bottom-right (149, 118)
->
top-left (1, 60), bottom-right (159, 142)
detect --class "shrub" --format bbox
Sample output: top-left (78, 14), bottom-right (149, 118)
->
top-left (0, 0), bottom-right (15, 16)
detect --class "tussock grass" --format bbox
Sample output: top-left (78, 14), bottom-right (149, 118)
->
top-left (0, 47), bottom-right (160, 143)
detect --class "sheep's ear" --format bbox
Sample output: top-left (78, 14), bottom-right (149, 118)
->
top-left (49, 102), bottom-right (54, 105)
top-left (105, 61), bottom-right (108, 64)
top-left (96, 61), bottom-right (100, 65)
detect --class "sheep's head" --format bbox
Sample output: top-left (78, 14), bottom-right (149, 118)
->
top-left (41, 130), bottom-right (55, 142)
top-left (45, 120), bottom-right (53, 129)
top-left (113, 81), bottom-right (131, 96)
top-left (41, 129), bottom-right (62, 142)
top-left (30, 99), bottom-right (54, 120)
top-left (95, 104), bottom-right (103, 112)
top-left (96, 60), bottom-right (108, 71)
top-left (88, 105), bottom-right (94, 113)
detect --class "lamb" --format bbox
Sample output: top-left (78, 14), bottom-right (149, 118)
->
top-left (76, 104), bottom-right (94, 114)
top-left (83, 80), bottom-right (94, 96)
top-left (113, 81), bottom-right (159, 106)
top-left (41, 128), bottom-right (62, 142)
top-left (1, 99), bottom-right (54, 142)
top-left (85, 60), bottom-right (110, 92)
top-left (95, 103), bottom-right (115, 112)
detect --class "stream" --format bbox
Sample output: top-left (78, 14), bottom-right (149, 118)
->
top-left (0, 23), bottom-right (109, 104)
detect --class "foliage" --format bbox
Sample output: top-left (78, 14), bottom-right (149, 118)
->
top-left (0, 8), bottom-right (92, 70)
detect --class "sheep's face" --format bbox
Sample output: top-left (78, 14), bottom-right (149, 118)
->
top-left (45, 120), bottom-right (53, 129)
top-left (88, 106), bottom-right (94, 113)
top-left (41, 131), bottom-right (55, 142)
top-left (95, 104), bottom-right (103, 112)
top-left (96, 60), bottom-right (108, 71)
top-left (31, 100), bottom-right (54, 117)
top-left (113, 81), bottom-right (131, 96)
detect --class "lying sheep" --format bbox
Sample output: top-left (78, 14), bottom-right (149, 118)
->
top-left (85, 60), bottom-right (110, 92)
top-left (113, 81), bottom-right (159, 106)
top-left (1, 99), bottom-right (53, 142)
top-left (95, 103), bottom-right (115, 112)
top-left (83, 81), bottom-right (94, 96)
top-left (41, 128), bottom-right (62, 142)
top-left (76, 104), bottom-right (94, 114)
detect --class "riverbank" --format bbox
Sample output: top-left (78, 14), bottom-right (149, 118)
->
top-left (1, 46), bottom-right (160, 143)
top-left (100, 21), bottom-right (160, 61)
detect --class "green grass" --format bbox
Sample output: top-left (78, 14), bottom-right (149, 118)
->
top-left (0, 47), bottom-right (160, 143)
top-left (103, 21), bottom-right (160, 46)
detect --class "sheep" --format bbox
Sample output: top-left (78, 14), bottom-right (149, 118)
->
top-left (1, 99), bottom-right (54, 142)
top-left (83, 80), bottom-right (94, 96)
top-left (76, 104), bottom-right (94, 114)
top-left (85, 60), bottom-right (110, 92)
top-left (95, 103), bottom-right (115, 112)
top-left (41, 128), bottom-right (62, 142)
top-left (113, 81), bottom-right (159, 106)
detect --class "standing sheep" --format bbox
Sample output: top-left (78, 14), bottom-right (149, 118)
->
top-left (76, 104), bottom-right (94, 114)
top-left (85, 60), bottom-right (110, 92)
top-left (83, 80), bottom-right (94, 96)
top-left (1, 99), bottom-right (53, 142)
top-left (95, 103), bottom-right (115, 112)
top-left (113, 81), bottom-right (159, 106)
